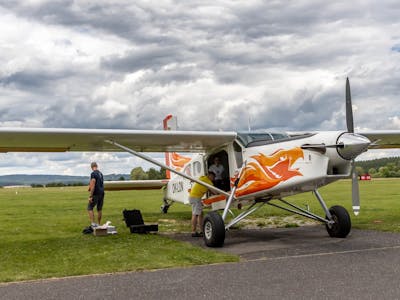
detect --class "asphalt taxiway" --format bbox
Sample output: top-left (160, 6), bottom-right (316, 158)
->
top-left (1, 226), bottom-right (400, 299)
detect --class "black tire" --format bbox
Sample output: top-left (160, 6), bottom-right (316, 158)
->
top-left (161, 205), bottom-right (169, 214)
top-left (203, 211), bottom-right (225, 247)
top-left (325, 205), bottom-right (351, 238)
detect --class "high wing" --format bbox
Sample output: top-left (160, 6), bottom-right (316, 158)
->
top-left (1, 128), bottom-right (400, 153)
top-left (358, 130), bottom-right (400, 149)
top-left (0, 128), bottom-right (237, 153)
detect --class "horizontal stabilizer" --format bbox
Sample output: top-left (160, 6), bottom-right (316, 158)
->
top-left (104, 179), bottom-right (168, 191)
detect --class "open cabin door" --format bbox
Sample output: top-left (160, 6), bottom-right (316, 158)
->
top-left (206, 140), bottom-right (244, 192)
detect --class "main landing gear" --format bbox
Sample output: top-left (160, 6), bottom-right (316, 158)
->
top-left (268, 190), bottom-right (352, 239)
top-left (161, 198), bottom-right (174, 214)
top-left (325, 205), bottom-right (351, 238)
top-left (202, 189), bottom-right (352, 248)
top-left (203, 212), bottom-right (225, 247)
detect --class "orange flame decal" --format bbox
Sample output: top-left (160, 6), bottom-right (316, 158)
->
top-left (234, 147), bottom-right (304, 197)
top-left (169, 152), bottom-right (191, 171)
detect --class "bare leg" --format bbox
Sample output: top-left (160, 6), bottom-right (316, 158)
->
top-left (88, 210), bottom-right (94, 224)
top-left (191, 214), bottom-right (198, 233)
top-left (198, 213), bottom-right (204, 233)
top-left (97, 210), bottom-right (102, 225)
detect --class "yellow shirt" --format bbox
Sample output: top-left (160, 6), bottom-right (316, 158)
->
top-left (189, 175), bottom-right (213, 198)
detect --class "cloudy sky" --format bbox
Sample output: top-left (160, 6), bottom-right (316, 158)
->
top-left (0, 0), bottom-right (399, 175)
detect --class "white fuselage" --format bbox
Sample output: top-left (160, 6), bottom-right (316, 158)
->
top-left (164, 130), bottom-right (368, 209)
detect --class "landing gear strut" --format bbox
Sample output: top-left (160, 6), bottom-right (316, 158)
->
top-left (267, 189), bottom-right (352, 238)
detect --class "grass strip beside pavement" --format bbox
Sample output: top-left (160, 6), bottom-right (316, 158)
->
top-left (0, 187), bottom-right (237, 283)
top-left (1, 178), bottom-right (400, 282)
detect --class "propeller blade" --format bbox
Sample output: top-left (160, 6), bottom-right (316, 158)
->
top-left (346, 77), bottom-right (354, 133)
top-left (351, 160), bottom-right (360, 215)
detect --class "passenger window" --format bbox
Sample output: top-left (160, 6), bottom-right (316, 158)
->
top-left (193, 161), bottom-right (202, 176)
top-left (184, 165), bottom-right (191, 176)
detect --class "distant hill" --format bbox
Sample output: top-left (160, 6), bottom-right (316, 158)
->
top-left (2, 157), bottom-right (399, 186)
top-left (0, 174), bottom-right (130, 186)
top-left (356, 157), bottom-right (400, 172)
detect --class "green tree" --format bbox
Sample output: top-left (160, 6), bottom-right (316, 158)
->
top-left (378, 166), bottom-right (389, 177)
top-left (355, 166), bottom-right (365, 175)
top-left (147, 168), bottom-right (161, 179)
top-left (130, 167), bottom-right (148, 180)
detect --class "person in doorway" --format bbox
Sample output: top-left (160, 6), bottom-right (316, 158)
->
top-left (208, 156), bottom-right (225, 190)
top-left (188, 172), bottom-right (215, 237)
top-left (87, 162), bottom-right (105, 227)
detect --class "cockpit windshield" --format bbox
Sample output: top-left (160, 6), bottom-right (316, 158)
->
top-left (237, 131), bottom-right (291, 147)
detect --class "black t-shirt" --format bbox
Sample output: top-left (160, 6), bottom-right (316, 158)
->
top-left (90, 170), bottom-right (104, 195)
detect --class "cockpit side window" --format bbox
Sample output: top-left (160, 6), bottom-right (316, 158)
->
top-left (233, 141), bottom-right (243, 168)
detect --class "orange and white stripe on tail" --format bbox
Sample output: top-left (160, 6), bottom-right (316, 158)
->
top-left (163, 115), bottom-right (191, 178)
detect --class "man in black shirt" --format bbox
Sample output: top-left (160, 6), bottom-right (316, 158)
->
top-left (87, 162), bottom-right (105, 227)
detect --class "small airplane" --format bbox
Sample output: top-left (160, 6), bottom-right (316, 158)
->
top-left (0, 78), bottom-right (399, 247)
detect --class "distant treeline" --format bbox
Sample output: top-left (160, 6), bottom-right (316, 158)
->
top-left (356, 157), bottom-right (400, 178)
top-left (0, 174), bottom-right (130, 187)
top-left (31, 182), bottom-right (87, 188)
top-left (130, 167), bottom-right (166, 180)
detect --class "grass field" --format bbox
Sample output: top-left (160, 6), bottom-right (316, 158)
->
top-left (0, 178), bottom-right (399, 282)
top-left (0, 187), bottom-right (237, 283)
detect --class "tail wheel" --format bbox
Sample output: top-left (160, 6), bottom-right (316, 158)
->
top-left (203, 211), bottom-right (225, 247)
top-left (325, 205), bottom-right (351, 238)
top-left (161, 204), bottom-right (169, 214)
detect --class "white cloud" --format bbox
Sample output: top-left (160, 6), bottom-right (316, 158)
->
top-left (389, 116), bottom-right (400, 129)
top-left (1, 1), bottom-right (400, 175)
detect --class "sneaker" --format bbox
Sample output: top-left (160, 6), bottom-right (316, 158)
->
top-left (191, 232), bottom-right (201, 237)
top-left (91, 223), bottom-right (98, 228)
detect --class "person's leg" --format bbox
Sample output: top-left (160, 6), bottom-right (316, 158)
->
top-left (94, 194), bottom-right (104, 225)
top-left (88, 209), bottom-right (95, 224)
top-left (191, 213), bottom-right (197, 233)
top-left (198, 212), bottom-right (204, 234)
top-left (97, 210), bottom-right (102, 225)
top-left (87, 200), bottom-right (96, 225)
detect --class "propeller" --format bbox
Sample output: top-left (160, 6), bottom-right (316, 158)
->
top-left (346, 77), bottom-right (354, 134)
top-left (346, 77), bottom-right (360, 216)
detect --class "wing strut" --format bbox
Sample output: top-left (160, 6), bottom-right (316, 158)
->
top-left (104, 140), bottom-right (230, 197)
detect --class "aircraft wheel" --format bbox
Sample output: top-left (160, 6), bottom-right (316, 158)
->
top-left (161, 204), bottom-right (169, 214)
top-left (203, 211), bottom-right (225, 247)
top-left (325, 205), bottom-right (351, 238)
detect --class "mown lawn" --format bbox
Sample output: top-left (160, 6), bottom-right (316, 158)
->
top-left (0, 178), bottom-right (399, 282)
top-left (0, 187), bottom-right (237, 283)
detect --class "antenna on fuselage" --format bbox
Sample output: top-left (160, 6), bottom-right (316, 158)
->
top-left (246, 100), bottom-right (252, 132)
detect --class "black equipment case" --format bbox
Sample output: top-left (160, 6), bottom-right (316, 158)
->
top-left (122, 209), bottom-right (158, 233)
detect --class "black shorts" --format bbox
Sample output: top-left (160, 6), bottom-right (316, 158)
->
top-left (87, 193), bottom-right (104, 211)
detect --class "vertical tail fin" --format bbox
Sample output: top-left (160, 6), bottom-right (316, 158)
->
top-left (163, 115), bottom-right (191, 179)
top-left (163, 115), bottom-right (178, 179)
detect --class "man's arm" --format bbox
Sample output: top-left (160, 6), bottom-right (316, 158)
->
top-left (88, 178), bottom-right (96, 200)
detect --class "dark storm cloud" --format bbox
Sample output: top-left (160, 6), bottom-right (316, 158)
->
top-left (245, 86), bottom-right (344, 131)
top-left (0, 69), bottom-right (75, 90)
top-left (101, 46), bottom-right (187, 73)
top-left (0, 1), bottom-right (181, 44)
top-left (0, 0), bottom-right (400, 174)
top-left (0, 0), bottom-right (399, 132)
